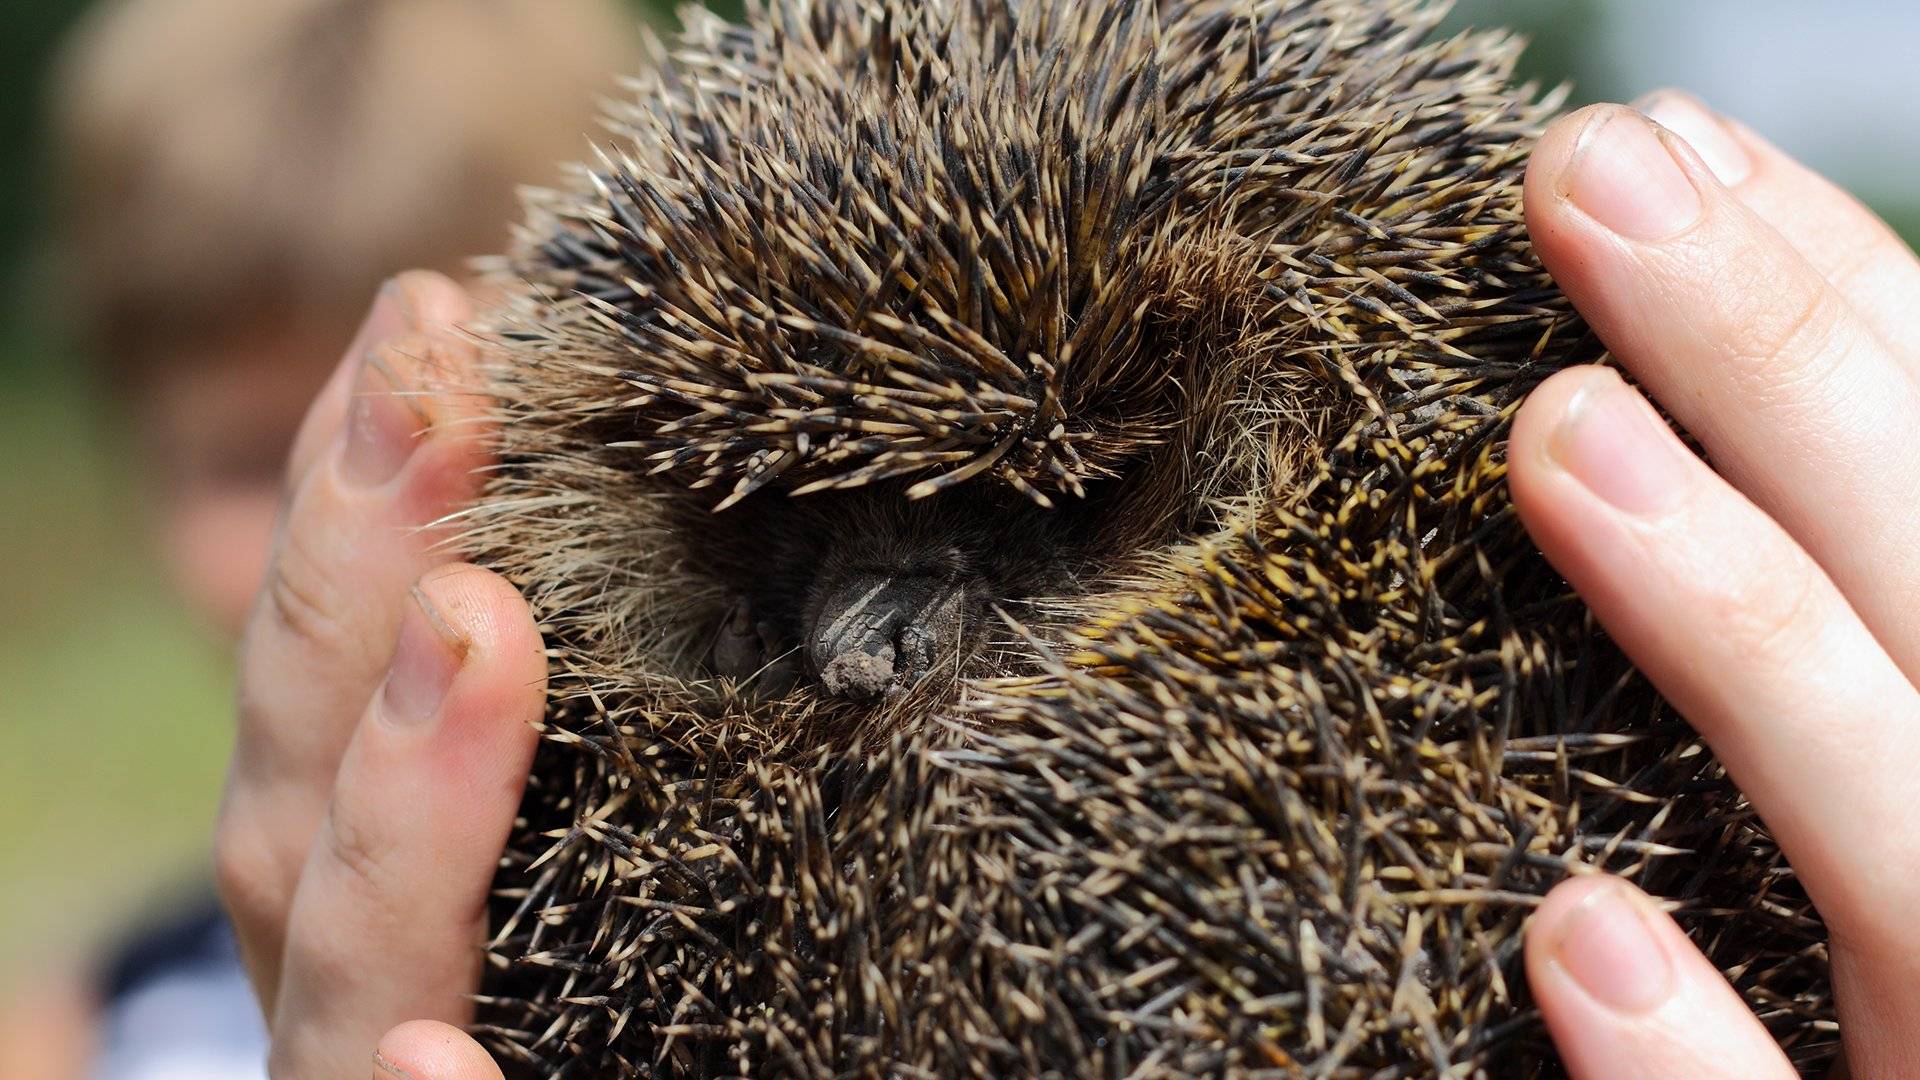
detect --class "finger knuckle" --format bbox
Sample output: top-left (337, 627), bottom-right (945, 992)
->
top-left (279, 921), bottom-right (360, 1007)
top-left (321, 798), bottom-right (397, 901)
top-left (213, 811), bottom-right (286, 930)
top-left (272, 805), bottom-right (403, 1001)
top-left (258, 520), bottom-right (357, 663)
top-left (1700, 550), bottom-right (1826, 666)
top-left (1821, 237), bottom-right (1885, 299)
top-left (1824, 243), bottom-right (1913, 325)
top-left (1718, 280), bottom-right (1853, 401)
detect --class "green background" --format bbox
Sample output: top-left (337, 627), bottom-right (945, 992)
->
top-left (0, 0), bottom-right (1913, 976)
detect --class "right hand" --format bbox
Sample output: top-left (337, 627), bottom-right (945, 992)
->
top-left (215, 271), bottom-right (528, 1078)
top-left (1512, 93), bottom-right (1920, 1078)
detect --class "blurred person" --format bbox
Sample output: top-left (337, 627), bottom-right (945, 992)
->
top-left (0, 0), bottom-right (643, 1076)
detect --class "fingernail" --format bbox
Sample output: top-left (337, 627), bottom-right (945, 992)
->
top-left (1546, 371), bottom-right (1691, 516)
top-left (1637, 91), bottom-right (1752, 187)
top-left (1560, 107), bottom-right (1703, 240)
top-left (382, 585), bottom-right (468, 726)
top-left (343, 279), bottom-right (409, 363)
top-left (341, 348), bottom-right (429, 487)
top-left (1546, 879), bottom-right (1675, 1014)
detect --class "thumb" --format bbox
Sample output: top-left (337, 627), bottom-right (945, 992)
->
top-left (373, 1021), bottom-right (504, 1080)
top-left (1526, 875), bottom-right (1796, 1079)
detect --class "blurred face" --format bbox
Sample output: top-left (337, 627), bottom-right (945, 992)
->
top-left (139, 319), bottom-right (344, 641)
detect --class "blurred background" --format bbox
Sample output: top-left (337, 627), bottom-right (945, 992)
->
top-left (0, 0), bottom-right (1913, 1069)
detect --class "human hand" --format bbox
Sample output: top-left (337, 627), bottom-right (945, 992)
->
top-left (1511, 92), bottom-right (1920, 1077)
top-left (215, 271), bottom-right (536, 1078)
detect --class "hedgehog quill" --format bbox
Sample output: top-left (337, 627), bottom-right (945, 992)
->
top-left (462, 0), bottom-right (1838, 1074)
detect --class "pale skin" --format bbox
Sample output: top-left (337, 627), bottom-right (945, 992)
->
top-left (219, 93), bottom-right (1920, 1077)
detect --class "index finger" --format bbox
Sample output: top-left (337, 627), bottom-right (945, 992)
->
top-left (219, 273), bottom-right (491, 994)
top-left (1524, 103), bottom-right (1920, 678)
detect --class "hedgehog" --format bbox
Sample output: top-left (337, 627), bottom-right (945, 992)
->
top-left (458, 0), bottom-right (1840, 1075)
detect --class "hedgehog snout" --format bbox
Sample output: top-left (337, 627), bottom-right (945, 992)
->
top-left (807, 570), bottom-right (969, 700)
top-left (698, 485), bottom-right (1040, 699)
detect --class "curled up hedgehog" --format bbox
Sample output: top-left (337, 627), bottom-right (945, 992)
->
top-left (461, 0), bottom-right (1839, 1074)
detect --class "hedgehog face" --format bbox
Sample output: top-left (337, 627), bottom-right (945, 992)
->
top-left (680, 481), bottom-right (1098, 702)
top-left (468, 0), bottom-right (1837, 1075)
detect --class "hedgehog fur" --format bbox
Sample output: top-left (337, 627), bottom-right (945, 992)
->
top-left (461, 0), bottom-right (1839, 1074)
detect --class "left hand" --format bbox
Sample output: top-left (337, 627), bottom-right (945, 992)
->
top-left (215, 272), bottom-right (534, 1078)
top-left (1511, 92), bottom-right (1920, 1077)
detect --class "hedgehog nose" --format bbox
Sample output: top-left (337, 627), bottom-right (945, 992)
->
top-left (808, 571), bottom-right (964, 700)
